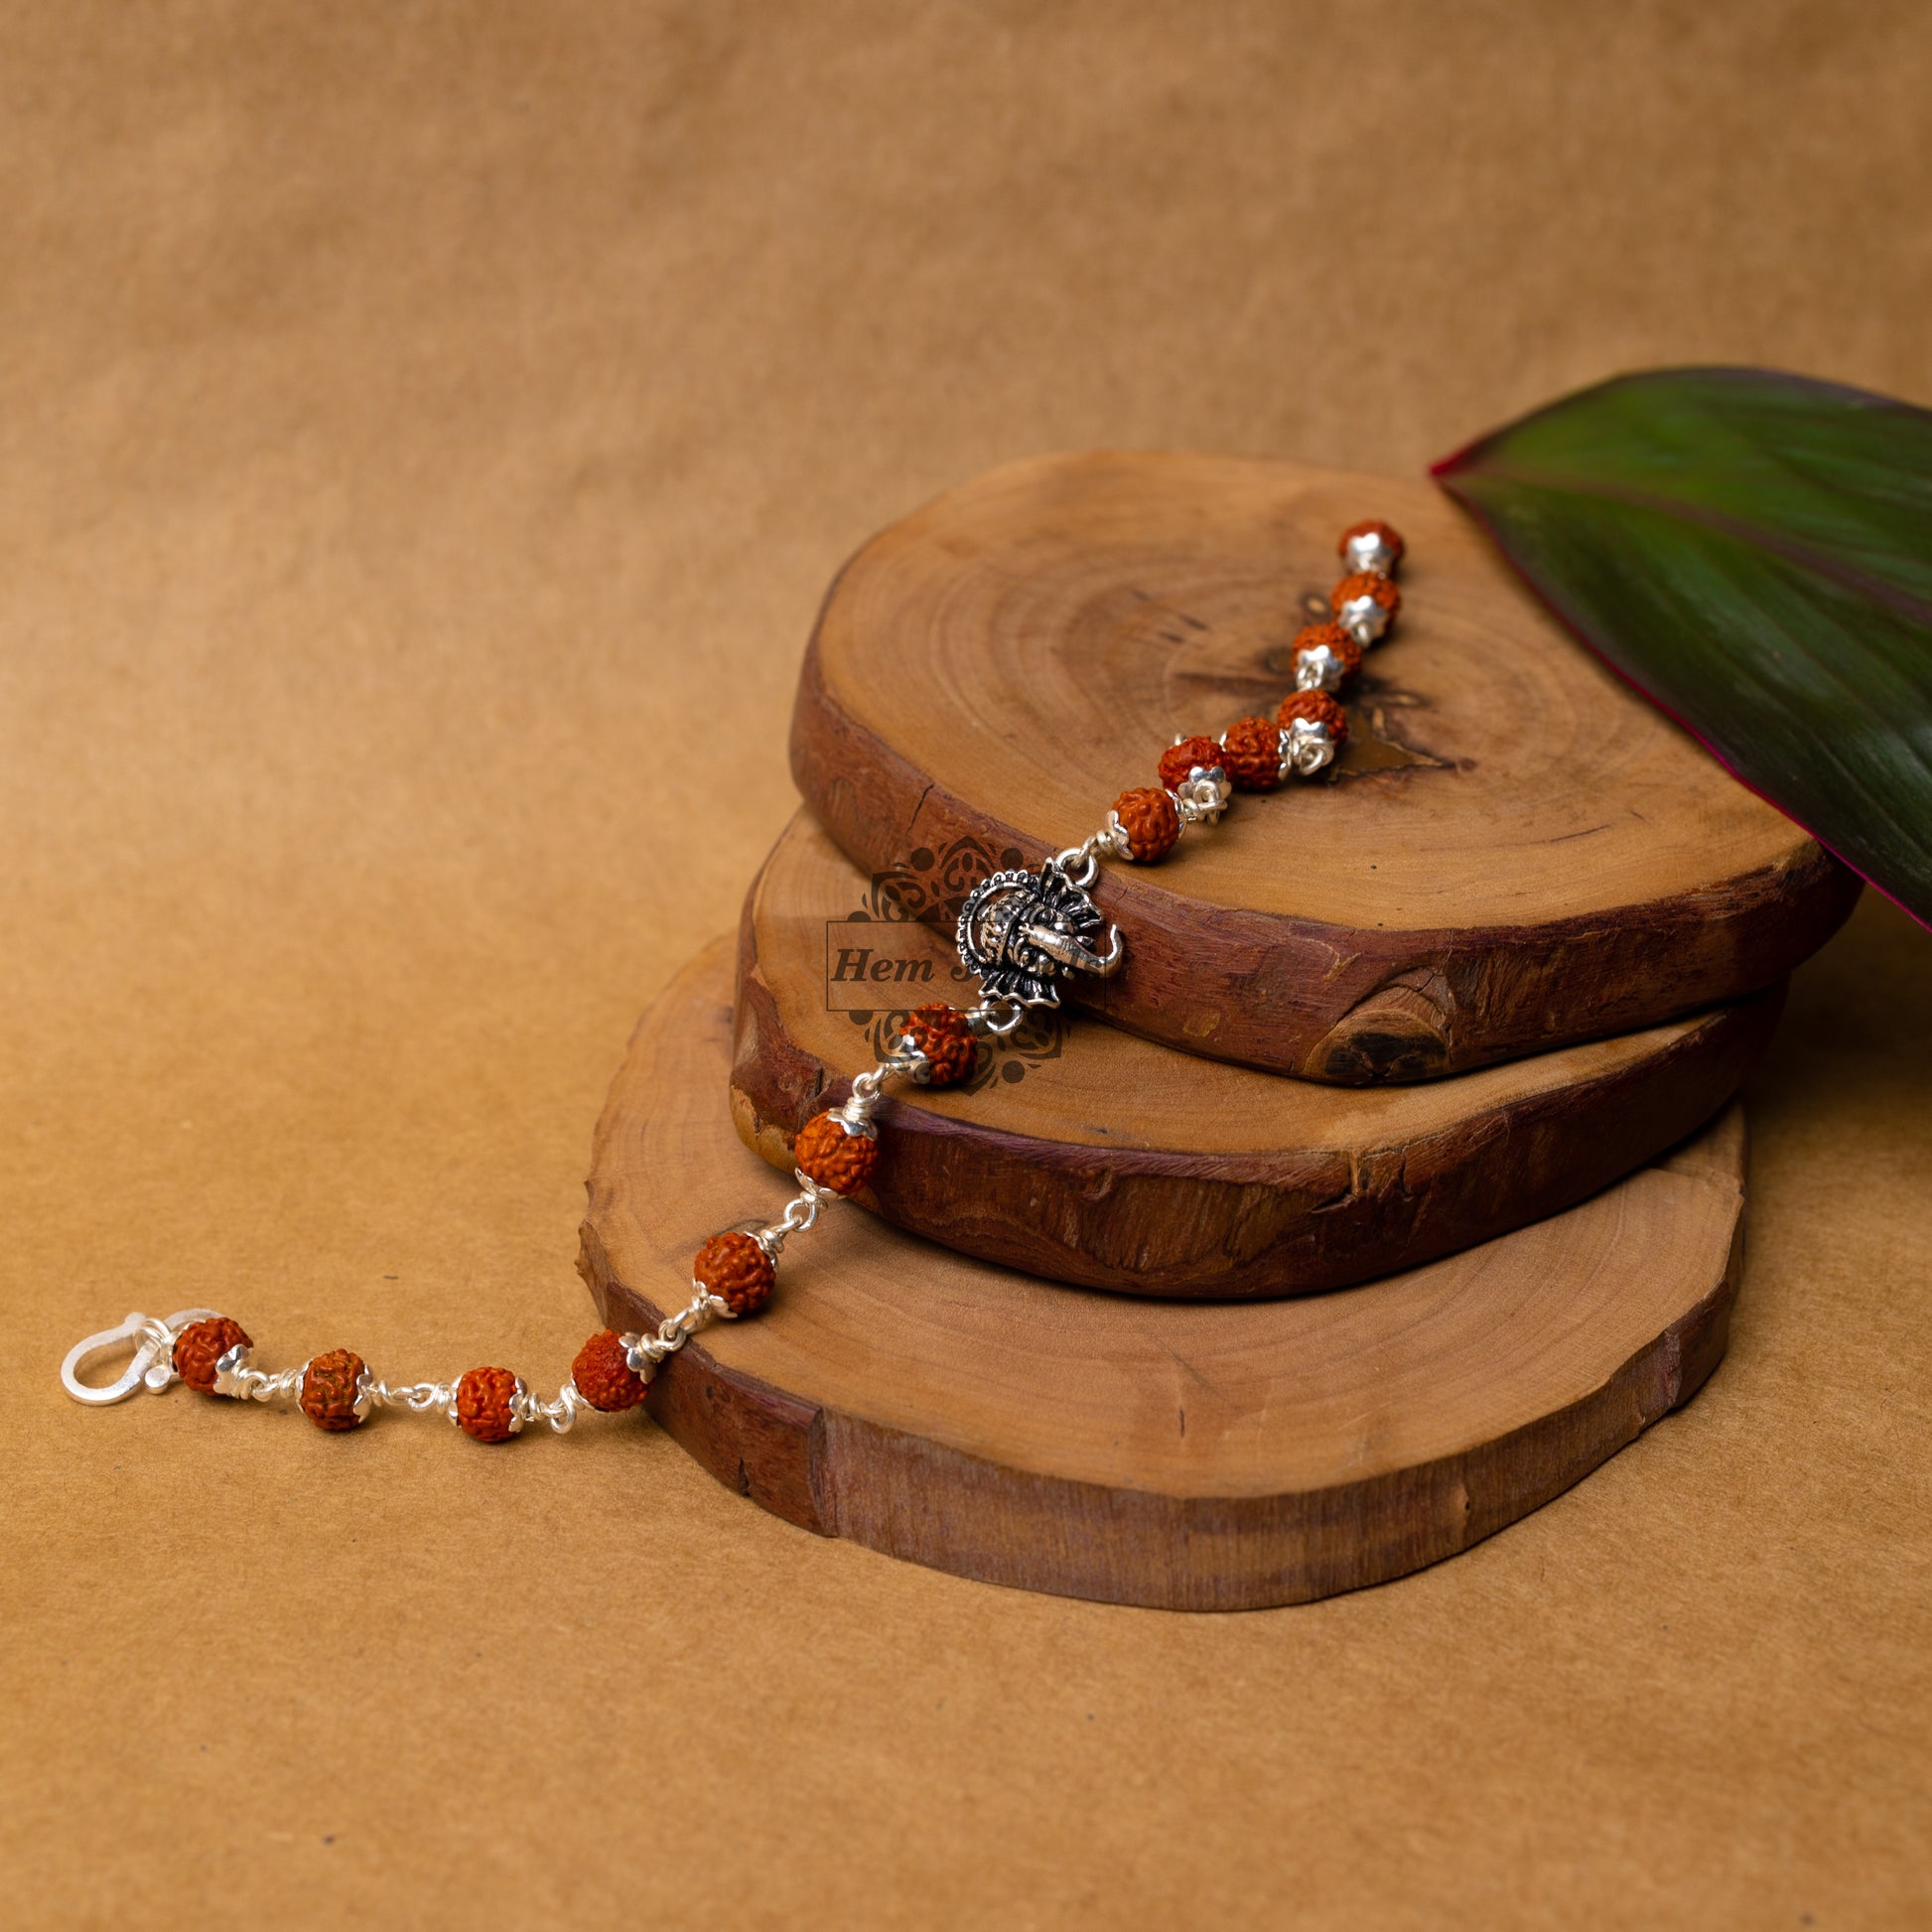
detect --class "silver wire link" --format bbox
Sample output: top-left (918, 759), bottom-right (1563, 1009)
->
top-left (967, 998), bottom-right (1025, 1037)
top-left (622, 1287), bottom-right (729, 1375)
top-left (520, 1380), bottom-right (592, 1435)
top-left (839, 1052), bottom-right (920, 1131)
top-left (756, 1173), bottom-right (831, 1258)
top-left (366, 1378), bottom-right (457, 1414)
top-left (212, 1350), bottom-right (303, 1403)
top-left (1052, 842), bottom-right (1103, 890)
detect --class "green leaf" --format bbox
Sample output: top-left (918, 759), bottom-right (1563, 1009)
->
top-left (1433, 366), bottom-right (1932, 927)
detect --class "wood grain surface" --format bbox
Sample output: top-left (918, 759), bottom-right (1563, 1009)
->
top-left (730, 811), bottom-right (1780, 1297)
top-left (790, 452), bottom-right (1860, 1082)
top-left (582, 937), bottom-right (1748, 1610)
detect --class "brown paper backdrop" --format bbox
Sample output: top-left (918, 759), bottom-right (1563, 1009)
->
top-left (4, 4), bottom-right (1929, 1925)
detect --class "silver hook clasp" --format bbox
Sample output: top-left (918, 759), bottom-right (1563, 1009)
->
top-left (61, 1309), bottom-right (220, 1405)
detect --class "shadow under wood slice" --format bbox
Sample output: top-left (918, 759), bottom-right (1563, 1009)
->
top-left (578, 936), bottom-right (1747, 1610)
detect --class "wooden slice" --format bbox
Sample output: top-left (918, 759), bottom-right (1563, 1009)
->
top-left (729, 812), bottom-right (1780, 1299)
top-left (579, 936), bottom-right (1747, 1611)
top-left (789, 452), bottom-right (1858, 1081)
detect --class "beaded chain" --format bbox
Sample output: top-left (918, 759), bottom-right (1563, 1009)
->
top-left (63, 519), bottom-right (1406, 1441)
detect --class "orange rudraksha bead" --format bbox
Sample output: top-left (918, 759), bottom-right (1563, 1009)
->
top-left (1331, 571), bottom-right (1401, 644)
top-left (1292, 621), bottom-right (1363, 683)
top-left (572, 1329), bottom-right (647, 1413)
top-left (1337, 519), bottom-right (1405, 573)
top-left (1112, 785), bottom-right (1180, 862)
top-left (793, 1109), bottom-right (881, 1197)
top-left (898, 1003), bottom-right (978, 1087)
top-left (456, 1366), bottom-right (522, 1443)
top-left (1218, 716), bottom-right (1285, 791)
top-left (173, 1316), bottom-right (252, 1395)
top-left (1278, 688), bottom-right (1349, 745)
top-left (694, 1231), bottom-right (777, 1316)
top-left (300, 1348), bottom-right (367, 1432)
top-left (1157, 734), bottom-right (1223, 793)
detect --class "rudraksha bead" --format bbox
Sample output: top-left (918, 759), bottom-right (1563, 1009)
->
top-left (174, 1316), bottom-right (252, 1395)
top-left (1337, 519), bottom-right (1405, 571)
top-left (1219, 716), bottom-right (1285, 791)
top-left (572, 1329), bottom-right (647, 1414)
top-left (1292, 621), bottom-right (1363, 682)
top-left (300, 1348), bottom-right (367, 1432)
top-left (455, 1366), bottom-right (521, 1444)
top-left (1333, 572), bottom-right (1401, 621)
top-left (1112, 785), bottom-right (1180, 862)
top-left (1278, 689), bottom-right (1349, 744)
top-left (793, 1110), bottom-right (881, 1197)
top-left (694, 1231), bottom-right (777, 1316)
top-left (1157, 735), bottom-right (1223, 793)
top-left (898, 1003), bottom-right (978, 1087)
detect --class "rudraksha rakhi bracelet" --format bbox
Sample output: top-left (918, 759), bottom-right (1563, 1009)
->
top-left (63, 519), bottom-right (1405, 1441)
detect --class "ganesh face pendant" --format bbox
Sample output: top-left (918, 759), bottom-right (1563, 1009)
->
top-left (954, 856), bottom-right (1124, 1008)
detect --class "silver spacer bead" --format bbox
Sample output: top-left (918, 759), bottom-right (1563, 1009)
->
top-left (1294, 642), bottom-right (1345, 694)
top-left (1170, 764), bottom-right (1231, 826)
top-left (1335, 593), bottom-right (1391, 647)
top-left (1342, 531), bottom-right (1399, 577)
top-left (1278, 719), bottom-right (1336, 780)
top-left (210, 1342), bottom-right (255, 1400)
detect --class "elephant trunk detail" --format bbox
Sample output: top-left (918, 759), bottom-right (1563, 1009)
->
top-left (1020, 918), bottom-right (1124, 977)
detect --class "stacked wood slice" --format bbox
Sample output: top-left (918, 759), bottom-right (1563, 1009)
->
top-left (582, 455), bottom-right (1858, 1609)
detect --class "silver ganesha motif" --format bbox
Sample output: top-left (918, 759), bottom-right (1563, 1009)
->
top-left (955, 860), bottom-right (1124, 1008)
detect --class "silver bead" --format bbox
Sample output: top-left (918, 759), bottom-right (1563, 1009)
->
top-left (1095, 812), bottom-right (1135, 861)
top-left (1170, 764), bottom-right (1231, 826)
top-left (1278, 720), bottom-right (1336, 780)
top-left (1335, 592), bottom-right (1391, 647)
top-left (1294, 642), bottom-right (1344, 693)
top-left (211, 1342), bottom-right (255, 1400)
top-left (1342, 531), bottom-right (1398, 576)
